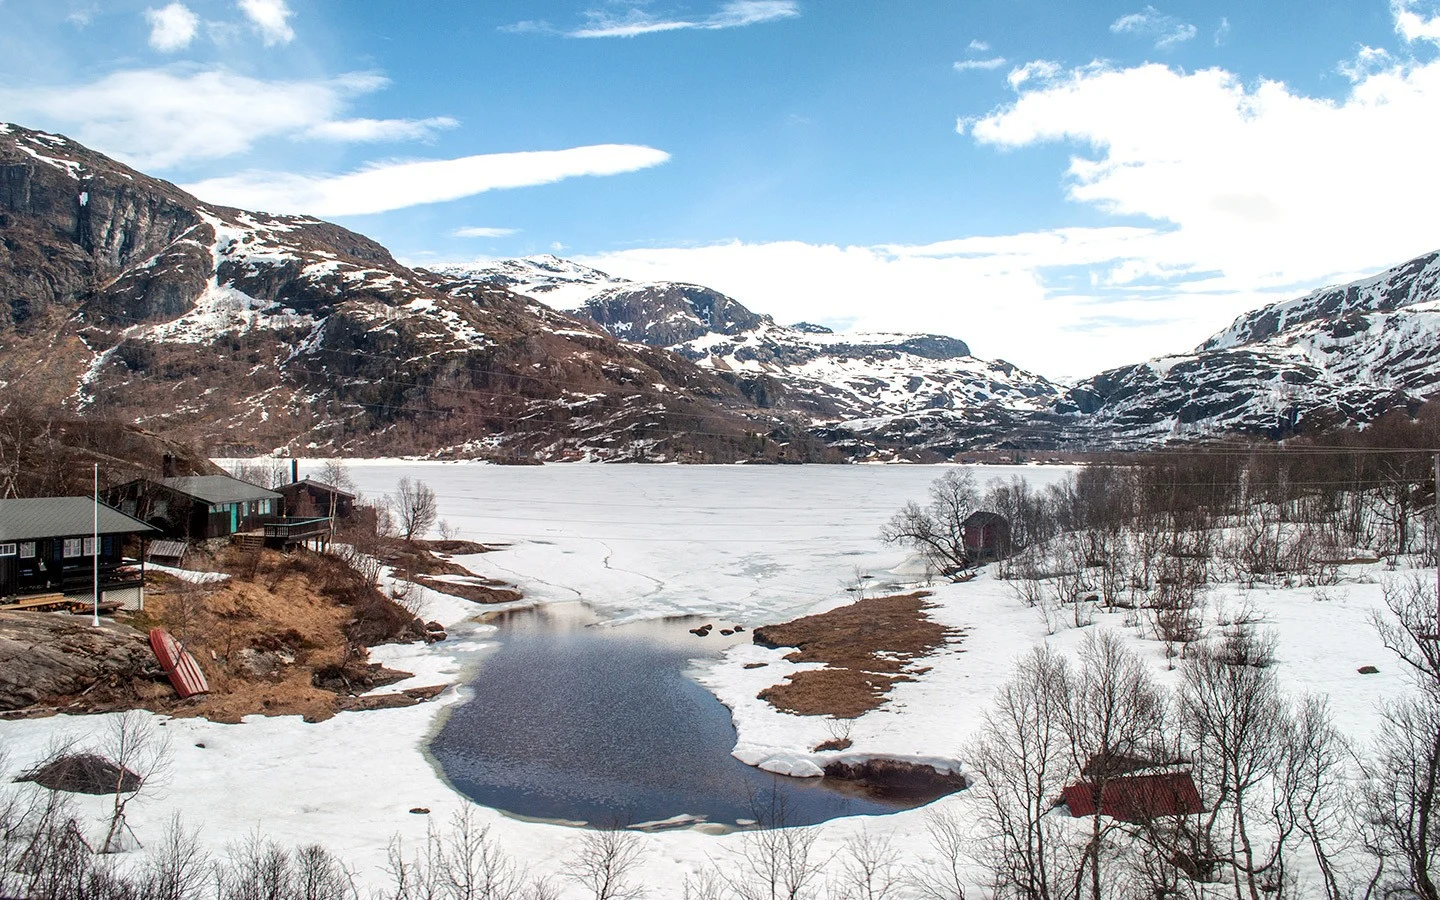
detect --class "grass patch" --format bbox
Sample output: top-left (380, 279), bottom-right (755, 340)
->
top-left (753, 591), bottom-right (964, 718)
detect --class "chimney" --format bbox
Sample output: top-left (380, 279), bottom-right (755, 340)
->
top-left (291, 459), bottom-right (299, 484)
top-left (162, 454), bottom-right (177, 477)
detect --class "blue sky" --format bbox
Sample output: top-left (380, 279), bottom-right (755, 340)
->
top-left (2, 0), bottom-right (1439, 378)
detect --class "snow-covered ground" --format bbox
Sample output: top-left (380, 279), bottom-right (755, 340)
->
top-left (0, 463), bottom-right (1419, 895)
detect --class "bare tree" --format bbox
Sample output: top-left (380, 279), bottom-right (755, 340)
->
top-left (316, 460), bottom-right (358, 495)
top-left (725, 824), bottom-right (826, 900)
top-left (100, 711), bottom-right (172, 854)
top-left (831, 828), bottom-right (904, 900)
top-left (880, 470), bottom-right (980, 578)
top-left (1178, 644), bottom-right (1289, 900)
top-left (968, 646), bottom-right (1080, 900)
top-left (390, 478), bottom-right (439, 543)
top-left (909, 808), bottom-right (970, 900)
top-left (1062, 631), bottom-right (1168, 900)
top-left (566, 829), bottom-right (646, 900)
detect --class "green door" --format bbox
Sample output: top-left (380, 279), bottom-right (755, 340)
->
top-left (229, 504), bottom-right (238, 533)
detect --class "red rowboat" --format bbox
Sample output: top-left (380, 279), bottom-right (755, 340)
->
top-left (148, 628), bottom-right (210, 699)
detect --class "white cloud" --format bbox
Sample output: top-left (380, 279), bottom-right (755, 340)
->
top-left (569, 230), bottom-right (1258, 378)
top-left (453, 226), bottom-right (520, 238)
top-left (183, 144), bottom-right (671, 217)
top-left (968, 39), bottom-right (991, 52)
top-left (1006, 60), bottom-right (1062, 90)
top-left (954, 57), bottom-right (1007, 72)
top-left (564, 0), bottom-right (798, 38)
top-left (237, 0), bottom-right (294, 46)
top-left (305, 116), bottom-right (459, 142)
top-left (1393, 0), bottom-right (1440, 42)
top-left (0, 68), bottom-right (454, 169)
top-left (1338, 45), bottom-right (1397, 81)
top-left (575, 41), bottom-right (1440, 379)
top-left (145, 3), bottom-right (199, 52)
top-left (967, 58), bottom-right (1440, 288)
top-left (1110, 6), bottom-right (1198, 49)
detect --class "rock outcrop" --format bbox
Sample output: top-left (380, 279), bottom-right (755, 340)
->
top-left (0, 612), bottom-right (159, 710)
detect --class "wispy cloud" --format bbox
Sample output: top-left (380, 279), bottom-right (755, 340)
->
top-left (968, 39), bottom-right (990, 52)
top-left (184, 145), bottom-right (672, 217)
top-left (237, 0), bottom-right (294, 46)
top-left (1110, 6), bottom-right (1197, 49)
top-left (145, 3), bottom-right (199, 52)
top-left (306, 116), bottom-right (458, 143)
top-left (507, 1), bottom-right (799, 39)
top-left (954, 57), bottom-right (1007, 72)
top-left (1213, 16), bottom-right (1230, 46)
top-left (1005, 60), bottom-right (1062, 90)
top-left (0, 69), bottom-right (453, 168)
top-left (453, 226), bottom-right (520, 238)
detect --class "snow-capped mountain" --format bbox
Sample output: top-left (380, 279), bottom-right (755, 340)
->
top-left (0, 124), bottom-right (827, 462)
top-left (440, 257), bottom-right (1062, 456)
top-left (1045, 250), bottom-right (1440, 446)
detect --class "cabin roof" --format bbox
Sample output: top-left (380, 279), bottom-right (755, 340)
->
top-left (154, 476), bottom-right (282, 505)
top-left (1061, 772), bottom-right (1203, 821)
top-left (277, 478), bottom-right (356, 500)
top-left (0, 497), bottom-right (158, 542)
top-left (962, 510), bottom-right (1008, 527)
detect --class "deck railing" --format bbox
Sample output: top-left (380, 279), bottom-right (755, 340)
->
top-left (262, 517), bottom-right (333, 545)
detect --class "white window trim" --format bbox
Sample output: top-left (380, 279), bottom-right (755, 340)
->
top-left (18, 542), bottom-right (35, 559)
top-left (0, 543), bottom-right (15, 557)
top-left (63, 538), bottom-right (83, 558)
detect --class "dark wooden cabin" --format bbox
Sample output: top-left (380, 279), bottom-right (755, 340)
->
top-left (277, 478), bottom-right (357, 519)
top-left (962, 510), bottom-right (1012, 561)
top-left (110, 475), bottom-right (282, 541)
top-left (0, 497), bottom-right (157, 605)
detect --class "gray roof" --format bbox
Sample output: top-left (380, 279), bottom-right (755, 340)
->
top-left (157, 476), bottom-right (282, 505)
top-left (278, 478), bottom-right (356, 499)
top-left (0, 497), bottom-right (159, 542)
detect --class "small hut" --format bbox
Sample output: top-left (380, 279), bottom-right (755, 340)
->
top-left (962, 511), bottom-right (1012, 562)
top-left (1059, 771), bottom-right (1204, 822)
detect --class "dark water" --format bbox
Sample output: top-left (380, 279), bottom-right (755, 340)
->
top-left (430, 604), bottom-right (942, 829)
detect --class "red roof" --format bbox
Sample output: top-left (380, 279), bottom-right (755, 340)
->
top-left (1060, 772), bottom-right (1203, 821)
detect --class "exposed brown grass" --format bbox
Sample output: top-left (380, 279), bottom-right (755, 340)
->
top-left (753, 592), bottom-right (964, 719)
top-left (127, 548), bottom-right (427, 723)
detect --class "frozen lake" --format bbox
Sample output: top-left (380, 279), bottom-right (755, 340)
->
top-left (333, 462), bottom-right (1078, 624)
top-left (315, 462), bottom-right (1079, 827)
top-left (430, 603), bottom-right (942, 828)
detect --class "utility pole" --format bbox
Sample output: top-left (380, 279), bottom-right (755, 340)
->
top-left (91, 463), bottom-right (100, 624)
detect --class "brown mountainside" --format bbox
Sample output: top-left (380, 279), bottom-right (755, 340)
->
top-left (0, 123), bottom-right (825, 462)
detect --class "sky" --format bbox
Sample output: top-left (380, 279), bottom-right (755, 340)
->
top-left (2, 0), bottom-right (1439, 380)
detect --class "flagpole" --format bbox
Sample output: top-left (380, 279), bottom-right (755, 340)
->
top-left (93, 463), bottom-right (100, 627)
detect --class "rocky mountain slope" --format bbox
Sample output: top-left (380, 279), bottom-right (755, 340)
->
top-left (0, 124), bottom-right (831, 462)
top-left (1044, 250), bottom-right (1440, 446)
top-left (440, 256), bottom-right (1061, 456)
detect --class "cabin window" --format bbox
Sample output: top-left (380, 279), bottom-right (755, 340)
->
top-left (19, 542), bottom-right (35, 559)
top-left (102, 536), bottom-right (115, 556)
top-left (0, 543), bottom-right (15, 557)
top-left (258, 499), bottom-right (272, 515)
top-left (84, 537), bottom-right (96, 556)
top-left (63, 538), bottom-right (83, 558)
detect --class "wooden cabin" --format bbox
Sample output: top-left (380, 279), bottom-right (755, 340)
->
top-left (0, 497), bottom-right (157, 606)
top-left (962, 511), bottom-right (1012, 562)
top-left (277, 478), bottom-right (357, 520)
top-left (109, 475), bottom-right (282, 541)
top-left (1059, 771), bottom-right (1204, 822)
